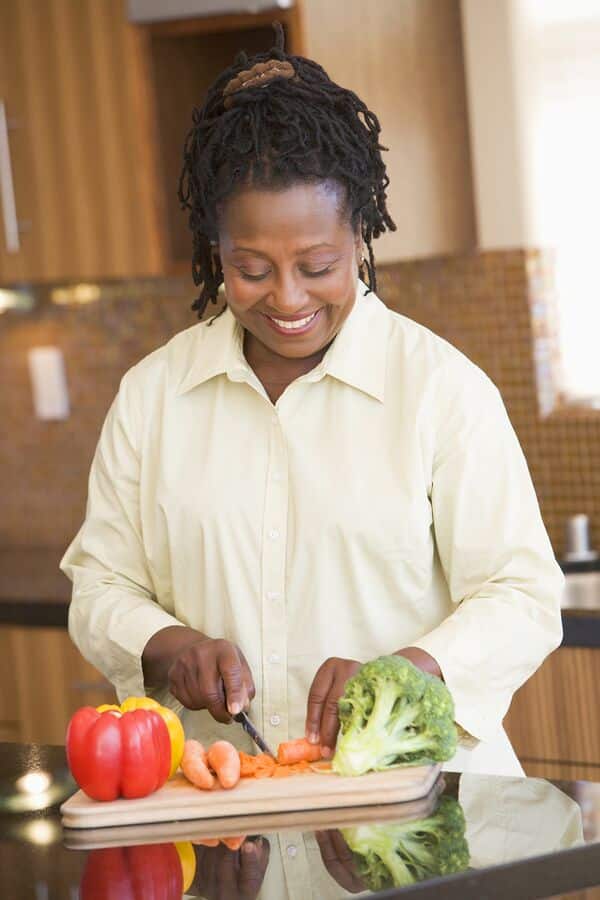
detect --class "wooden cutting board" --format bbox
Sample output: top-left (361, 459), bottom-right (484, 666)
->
top-left (63, 778), bottom-right (445, 850)
top-left (61, 763), bottom-right (441, 830)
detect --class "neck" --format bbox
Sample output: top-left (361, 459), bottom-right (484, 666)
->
top-left (243, 331), bottom-right (330, 382)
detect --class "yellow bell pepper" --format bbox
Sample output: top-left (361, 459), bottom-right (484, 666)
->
top-left (175, 840), bottom-right (197, 892)
top-left (97, 696), bottom-right (185, 778)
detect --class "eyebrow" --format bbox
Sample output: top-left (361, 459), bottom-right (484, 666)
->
top-left (231, 243), bottom-right (339, 256)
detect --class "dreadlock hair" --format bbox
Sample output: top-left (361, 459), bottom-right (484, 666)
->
top-left (178, 22), bottom-right (396, 323)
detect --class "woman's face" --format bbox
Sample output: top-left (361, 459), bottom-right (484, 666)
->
top-left (216, 181), bottom-right (362, 363)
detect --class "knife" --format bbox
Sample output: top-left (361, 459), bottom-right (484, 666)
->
top-left (233, 710), bottom-right (275, 758)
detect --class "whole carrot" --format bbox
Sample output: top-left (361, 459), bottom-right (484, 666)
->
top-left (181, 740), bottom-right (215, 790)
top-left (207, 740), bottom-right (241, 789)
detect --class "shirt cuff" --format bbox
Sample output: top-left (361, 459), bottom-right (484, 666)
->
top-left (68, 598), bottom-right (186, 703)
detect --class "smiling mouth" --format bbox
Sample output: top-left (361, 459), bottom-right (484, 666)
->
top-left (264, 310), bottom-right (320, 331)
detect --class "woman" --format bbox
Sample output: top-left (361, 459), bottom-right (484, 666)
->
top-left (61, 28), bottom-right (563, 776)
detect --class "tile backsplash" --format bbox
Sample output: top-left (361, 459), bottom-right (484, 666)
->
top-left (1, 249), bottom-right (598, 557)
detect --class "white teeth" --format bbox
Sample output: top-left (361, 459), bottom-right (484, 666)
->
top-left (270, 311), bottom-right (318, 330)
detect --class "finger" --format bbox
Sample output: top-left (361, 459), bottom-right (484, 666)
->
top-left (238, 649), bottom-right (257, 706)
top-left (239, 837), bottom-right (270, 900)
top-left (215, 845), bottom-right (239, 900)
top-left (305, 660), bottom-right (335, 744)
top-left (317, 674), bottom-right (347, 755)
top-left (203, 675), bottom-right (231, 724)
top-left (168, 661), bottom-right (196, 710)
top-left (315, 830), bottom-right (365, 894)
top-left (217, 643), bottom-right (247, 716)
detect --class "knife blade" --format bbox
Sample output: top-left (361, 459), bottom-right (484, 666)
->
top-left (233, 710), bottom-right (275, 758)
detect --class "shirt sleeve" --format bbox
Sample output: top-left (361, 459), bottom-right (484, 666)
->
top-left (412, 362), bottom-right (564, 743)
top-left (60, 369), bottom-right (185, 701)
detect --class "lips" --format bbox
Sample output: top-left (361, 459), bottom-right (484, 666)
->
top-left (262, 308), bottom-right (322, 336)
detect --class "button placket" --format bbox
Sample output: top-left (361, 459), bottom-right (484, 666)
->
top-left (260, 410), bottom-right (289, 744)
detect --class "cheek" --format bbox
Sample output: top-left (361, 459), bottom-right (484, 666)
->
top-left (223, 273), bottom-right (263, 313)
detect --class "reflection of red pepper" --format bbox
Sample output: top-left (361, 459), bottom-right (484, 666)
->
top-left (66, 707), bottom-right (170, 801)
top-left (80, 844), bottom-right (184, 899)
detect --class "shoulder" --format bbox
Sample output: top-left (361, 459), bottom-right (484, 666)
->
top-left (116, 319), bottom-right (210, 418)
top-left (373, 294), bottom-right (499, 402)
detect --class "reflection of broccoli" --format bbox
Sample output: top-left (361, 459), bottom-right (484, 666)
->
top-left (332, 656), bottom-right (457, 777)
top-left (342, 796), bottom-right (470, 891)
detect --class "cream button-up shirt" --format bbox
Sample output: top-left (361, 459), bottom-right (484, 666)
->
top-left (61, 281), bottom-right (564, 776)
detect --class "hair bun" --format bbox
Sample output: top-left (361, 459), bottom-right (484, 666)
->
top-left (223, 59), bottom-right (296, 109)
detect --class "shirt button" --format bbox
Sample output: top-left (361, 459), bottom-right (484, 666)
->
top-left (271, 415), bottom-right (279, 425)
top-left (286, 844), bottom-right (297, 858)
top-left (266, 591), bottom-right (281, 602)
top-left (272, 472), bottom-right (282, 482)
top-left (268, 652), bottom-right (280, 664)
top-left (270, 714), bottom-right (281, 727)
top-left (268, 528), bottom-right (280, 541)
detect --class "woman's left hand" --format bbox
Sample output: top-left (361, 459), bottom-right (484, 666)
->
top-left (305, 657), bottom-right (362, 756)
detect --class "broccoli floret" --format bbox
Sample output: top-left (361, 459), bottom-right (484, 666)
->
top-left (342, 795), bottom-right (470, 891)
top-left (332, 655), bottom-right (457, 777)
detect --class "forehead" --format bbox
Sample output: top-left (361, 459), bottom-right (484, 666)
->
top-left (217, 181), bottom-right (351, 245)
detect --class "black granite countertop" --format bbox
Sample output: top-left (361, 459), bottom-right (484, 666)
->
top-left (0, 742), bottom-right (599, 899)
top-left (2, 549), bottom-right (600, 647)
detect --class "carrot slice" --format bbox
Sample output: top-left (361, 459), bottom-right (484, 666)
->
top-left (277, 738), bottom-right (323, 766)
top-left (308, 760), bottom-right (334, 774)
top-left (207, 740), bottom-right (241, 789)
top-left (239, 751), bottom-right (276, 778)
top-left (220, 835), bottom-right (246, 850)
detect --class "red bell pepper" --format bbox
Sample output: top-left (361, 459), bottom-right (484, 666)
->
top-left (66, 707), bottom-right (171, 801)
top-left (80, 844), bottom-right (184, 899)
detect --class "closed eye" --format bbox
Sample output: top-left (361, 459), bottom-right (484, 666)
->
top-left (302, 267), bottom-right (334, 277)
top-left (239, 270), bottom-right (270, 281)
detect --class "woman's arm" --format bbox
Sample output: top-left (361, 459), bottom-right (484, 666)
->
top-left (410, 363), bottom-right (564, 742)
top-left (62, 370), bottom-right (187, 701)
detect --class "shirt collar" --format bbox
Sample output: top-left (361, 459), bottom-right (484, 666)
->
top-left (175, 279), bottom-right (389, 402)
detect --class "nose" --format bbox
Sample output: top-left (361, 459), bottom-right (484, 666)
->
top-left (268, 272), bottom-right (309, 316)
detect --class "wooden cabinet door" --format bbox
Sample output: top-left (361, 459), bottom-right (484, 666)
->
top-left (9, 626), bottom-right (117, 745)
top-left (0, 629), bottom-right (21, 741)
top-left (0, 0), bottom-right (163, 283)
top-left (504, 647), bottom-right (600, 779)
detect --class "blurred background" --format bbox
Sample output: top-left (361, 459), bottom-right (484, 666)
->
top-left (0, 0), bottom-right (599, 778)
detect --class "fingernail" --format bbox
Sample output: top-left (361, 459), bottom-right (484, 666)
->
top-left (321, 746), bottom-right (332, 758)
top-left (242, 841), bottom-right (255, 854)
top-left (230, 701), bottom-right (242, 715)
top-left (306, 731), bottom-right (319, 744)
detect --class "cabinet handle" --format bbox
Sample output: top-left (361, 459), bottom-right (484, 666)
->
top-left (0, 100), bottom-right (20, 253)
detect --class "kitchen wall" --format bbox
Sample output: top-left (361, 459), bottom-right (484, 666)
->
top-left (1, 249), bottom-right (597, 557)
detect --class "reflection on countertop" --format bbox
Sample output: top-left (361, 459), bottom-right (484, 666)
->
top-left (1, 742), bottom-right (600, 899)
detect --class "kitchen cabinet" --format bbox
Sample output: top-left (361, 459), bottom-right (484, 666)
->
top-left (0, 0), bottom-right (163, 283)
top-left (137, 0), bottom-right (475, 272)
top-left (0, 626), bottom-right (116, 745)
top-left (504, 647), bottom-right (600, 781)
top-left (0, 0), bottom-right (474, 282)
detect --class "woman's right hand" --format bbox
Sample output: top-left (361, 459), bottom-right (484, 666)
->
top-left (167, 637), bottom-right (256, 723)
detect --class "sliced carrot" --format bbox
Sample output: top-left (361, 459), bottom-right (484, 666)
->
top-left (239, 751), bottom-right (276, 778)
top-left (272, 760), bottom-right (313, 777)
top-left (207, 740), bottom-right (241, 789)
top-left (308, 760), bottom-right (334, 774)
top-left (220, 835), bottom-right (246, 850)
top-left (181, 740), bottom-right (215, 790)
top-left (277, 738), bottom-right (323, 766)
